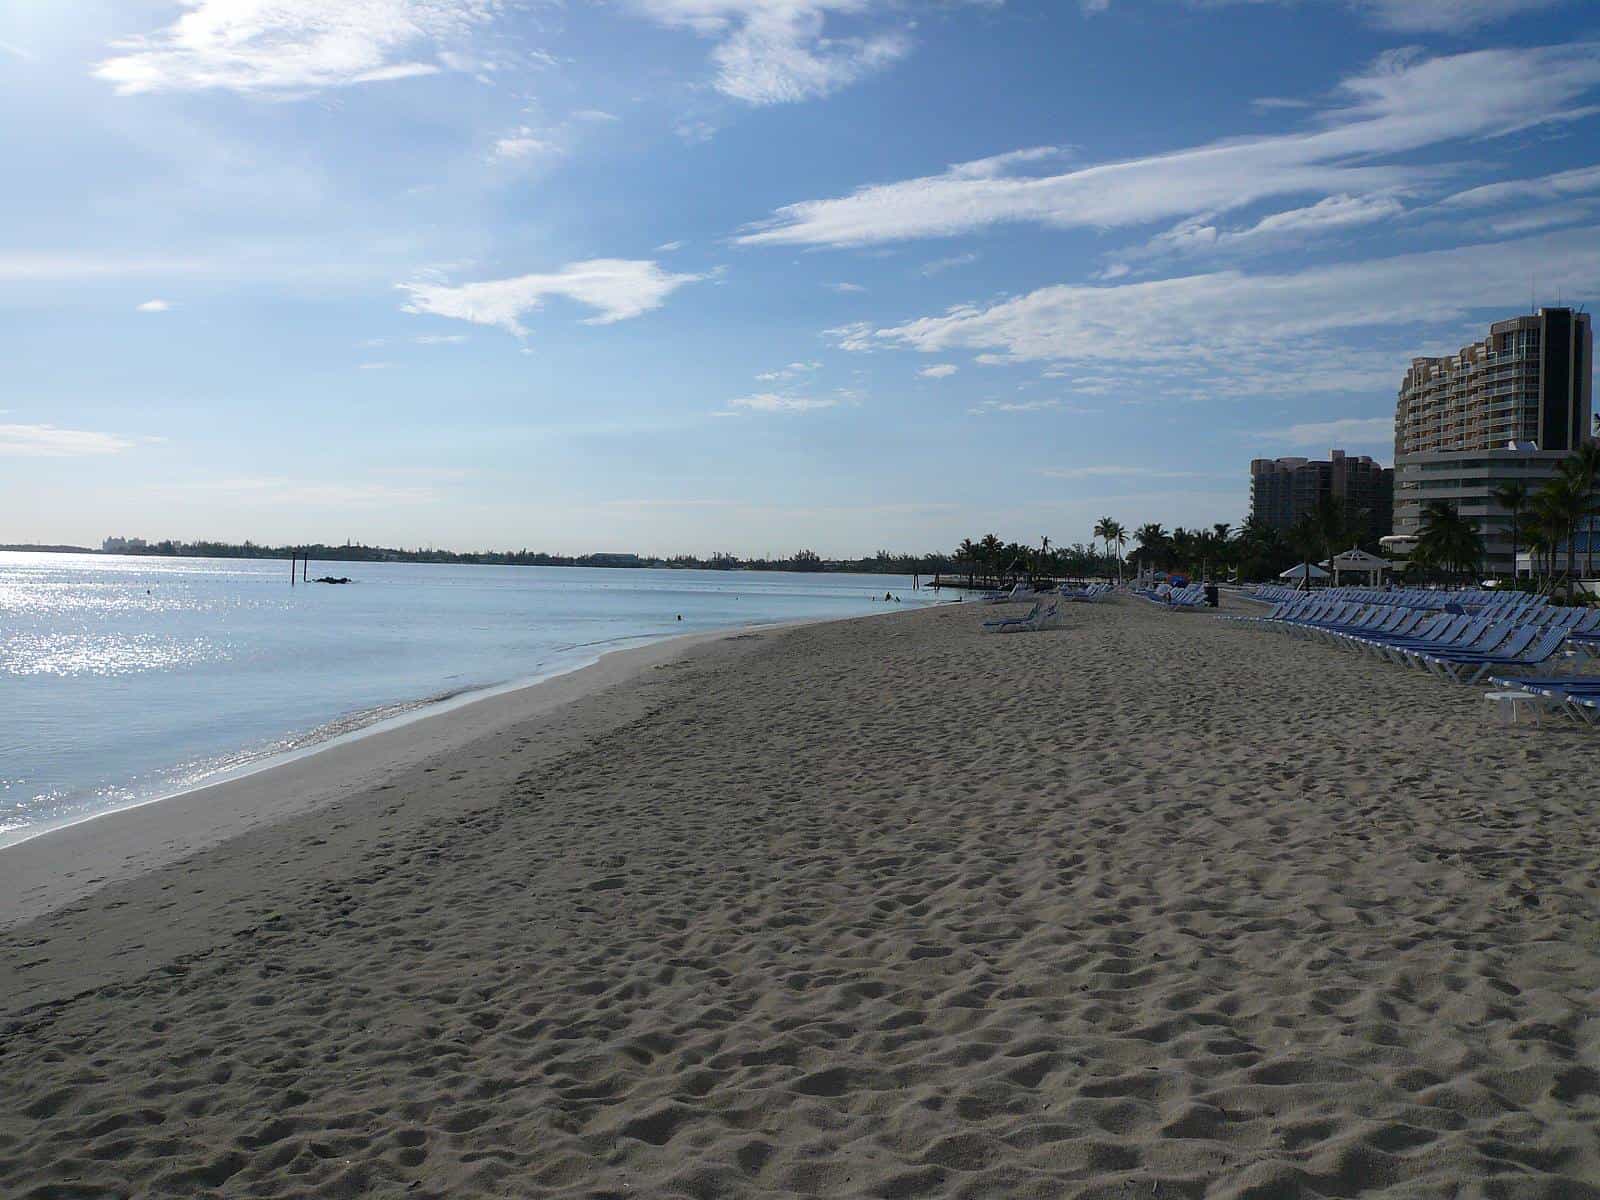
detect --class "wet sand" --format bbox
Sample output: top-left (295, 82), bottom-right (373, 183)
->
top-left (3, 598), bottom-right (1599, 1198)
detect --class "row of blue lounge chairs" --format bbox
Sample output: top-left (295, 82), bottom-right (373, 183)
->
top-left (1133, 582), bottom-right (1207, 609)
top-left (981, 581), bottom-right (1115, 605)
top-left (1250, 583), bottom-right (1541, 611)
top-left (1239, 596), bottom-right (1600, 683)
top-left (1060, 582), bottom-right (1113, 603)
top-left (1485, 673), bottom-right (1600, 723)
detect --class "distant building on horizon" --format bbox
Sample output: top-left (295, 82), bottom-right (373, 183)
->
top-left (1392, 307), bottom-right (1594, 575)
top-left (102, 536), bottom-right (148, 553)
top-left (1249, 449), bottom-right (1394, 543)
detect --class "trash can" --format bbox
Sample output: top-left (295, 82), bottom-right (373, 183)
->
top-left (1204, 582), bottom-right (1219, 608)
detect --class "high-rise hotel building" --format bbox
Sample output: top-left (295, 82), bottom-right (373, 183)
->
top-left (1392, 308), bottom-right (1593, 574)
top-left (1250, 450), bottom-right (1393, 541)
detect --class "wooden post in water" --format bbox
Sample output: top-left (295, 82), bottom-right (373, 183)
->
top-left (290, 553), bottom-right (296, 586)
top-left (302, 551), bottom-right (308, 583)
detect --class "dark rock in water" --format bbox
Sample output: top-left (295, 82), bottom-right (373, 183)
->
top-left (313, 576), bottom-right (353, 584)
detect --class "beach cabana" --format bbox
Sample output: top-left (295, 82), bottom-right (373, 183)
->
top-left (1279, 562), bottom-right (1329, 591)
top-left (1330, 548), bottom-right (1390, 586)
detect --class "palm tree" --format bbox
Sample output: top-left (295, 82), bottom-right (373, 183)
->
top-left (1107, 520), bottom-right (1128, 583)
top-left (1416, 500), bottom-right (1483, 585)
top-left (1540, 473), bottom-right (1591, 603)
top-left (1563, 442), bottom-right (1600, 583)
top-left (955, 537), bottom-right (979, 587)
top-left (1524, 498), bottom-right (1560, 595)
top-left (1490, 480), bottom-right (1530, 588)
top-left (1312, 496), bottom-right (1350, 583)
top-left (1133, 523), bottom-right (1168, 582)
top-left (1288, 515), bottom-right (1322, 591)
top-left (1170, 527), bottom-right (1196, 577)
top-left (1092, 517), bottom-right (1116, 579)
top-left (979, 533), bottom-right (1002, 586)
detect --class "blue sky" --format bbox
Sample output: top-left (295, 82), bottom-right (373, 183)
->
top-left (3, 0), bottom-right (1599, 556)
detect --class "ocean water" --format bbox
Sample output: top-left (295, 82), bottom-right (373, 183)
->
top-left (0, 553), bottom-right (934, 849)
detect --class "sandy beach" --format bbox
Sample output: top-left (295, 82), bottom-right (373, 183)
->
top-left (4, 597), bottom-right (1600, 1198)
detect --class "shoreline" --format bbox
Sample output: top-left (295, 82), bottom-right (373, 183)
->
top-left (0, 616), bottom-right (803, 930)
top-left (0, 626), bottom-right (709, 858)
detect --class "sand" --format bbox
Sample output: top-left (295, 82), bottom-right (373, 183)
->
top-left (3, 597), bottom-right (1599, 1198)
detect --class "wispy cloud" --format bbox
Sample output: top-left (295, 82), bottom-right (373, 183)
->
top-left (728, 392), bottom-right (839, 413)
top-left (1251, 416), bottom-right (1395, 447)
top-left (627, 1), bottom-right (912, 105)
top-left (94, 0), bottom-right (502, 96)
top-left (1437, 163), bottom-right (1600, 210)
top-left (135, 298), bottom-right (171, 313)
top-left (918, 363), bottom-right (958, 378)
top-left (920, 251), bottom-right (979, 276)
top-left (491, 129), bottom-right (560, 162)
top-left (1090, 0), bottom-right (1565, 34)
top-left (0, 424), bottom-right (136, 457)
top-left (755, 360), bottom-right (822, 382)
top-left (1131, 193), bottom-right (1406, 265)
top-left (970, 398), bottom-right (1099, 415)
top-left (841, 229), bottom-right (1600, 398)
top-left (399, 259), bottom-right (703, 336)
top-left (737, 45), bottom-right (1600, 247)
top-left (829, 281), bottom-right (867, 293)
top-left (359, 361), bottom-right (396, 370)
top-left (1355, 0), bottom-right (1566, 33)
top-left (413, 333), bottom-right (469, 344)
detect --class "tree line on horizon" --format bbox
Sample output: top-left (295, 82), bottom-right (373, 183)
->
top-left (21, 441), bottom-right (1595, 592)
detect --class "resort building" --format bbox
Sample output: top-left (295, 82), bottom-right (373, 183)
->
top-left (1392, 307), bottom-right (1595, 576)
top-left (1395, 308), bottom-right (1592, 458)
top-left (1249, 449), bottom-right (1394, 541)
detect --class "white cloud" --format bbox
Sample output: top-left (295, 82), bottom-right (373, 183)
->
top-left (829, 281), bottom-right (867, 293)
top-left (359, 361), bottom-right (395, 369)
top-left (135, 299), bottom-right (171, 312)
top-left (95, 0), bottom-right (501, 96)
top-left (1438, 163), bottom-right (1600, 210)
top-left (491, 129), bottom-right (559, 161)
top-left (842, 228), bottom-right (1600, 396)
top-left (969, 398), bottom-right (1098, 415)
top-left (656, 240), bottom-right (686, 252)
top-left (0, 424), bottom-right (136, 457)
top-left (737, 45), bottom-right (1600, 247)
top-left (1251, 416), bottom-right (1395, 447)
top-left (413, 333), bottom-right (468, 344)
top-left (755, 360), bottom-right (822, 381)
top-left (1353, 0), bottom-right (1565, 33)
top-left (398, 259), bottom-right (703, 336)
top-left (728, 392), bottom-right (839, 412)
top-left (1481, 203), bottom-right (1597, 237)
top-left (920, 251), bottom-right (979, 276)
top-left (628, 1), bottom-right (912, 105)
top-left (1138, 193), bottom-right (1406, 262)
top-left (918, 363), bottom-right (958, 378)
top-left (1089, 0), bottom-right (1564, 34)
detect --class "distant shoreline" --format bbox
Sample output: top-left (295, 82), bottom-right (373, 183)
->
top-left (1, 544), bottom-right (941, 576)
